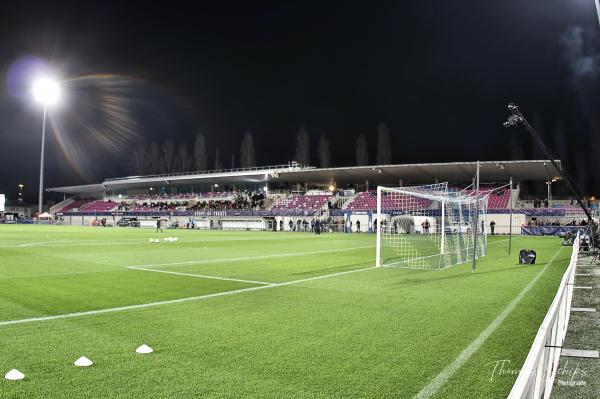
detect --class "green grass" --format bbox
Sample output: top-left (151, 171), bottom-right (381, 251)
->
top-left (0, 225), bottom-right (571, 398)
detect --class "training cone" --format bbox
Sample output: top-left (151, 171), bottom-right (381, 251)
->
top-left (136, 344), bottom-right (154, 354)
top-left (74, 356), bottom-right (93, 367)
top-left (4, 369), bottom-right (25, 381)
top-left (173, 237), bottom-right (178, 241)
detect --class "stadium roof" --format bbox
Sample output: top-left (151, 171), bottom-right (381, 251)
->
top-left (48, 160), bottom-right (562, 194)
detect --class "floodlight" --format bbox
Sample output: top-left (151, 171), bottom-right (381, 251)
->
top-left (32, 78), bottom-right (60, 105)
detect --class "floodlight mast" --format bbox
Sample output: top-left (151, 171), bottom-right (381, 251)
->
top-left (32, 77), bottom-right (61, 215)
top-left (502, 103), bottom-right (593, 223)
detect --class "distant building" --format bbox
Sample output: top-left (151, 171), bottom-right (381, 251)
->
top-left (4, 200), bottom-right (34, 218)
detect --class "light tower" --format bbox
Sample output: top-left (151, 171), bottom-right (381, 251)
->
top-left (32, 77), bottom-right (61, 215)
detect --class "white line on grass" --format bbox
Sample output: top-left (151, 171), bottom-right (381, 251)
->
top-left (0, 266), bottom-right (376, 327)
top-left (127, 245), bottom-right (374, 268)
top-left (412, 246), bottom-right (564, 399)
top-left (128, 266), bottom-right (274, 285)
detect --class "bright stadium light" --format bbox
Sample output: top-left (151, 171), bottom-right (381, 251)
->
top-left (33, 77), bottom-right (61, 105)
top-left (31, 76), bottom-right (62, 215)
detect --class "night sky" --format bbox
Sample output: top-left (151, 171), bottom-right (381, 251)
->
top-left (1, 1), bottom-right (599, 202)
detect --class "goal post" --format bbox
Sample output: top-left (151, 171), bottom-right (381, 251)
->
top-left (375, 183), bottom-right (487, 270)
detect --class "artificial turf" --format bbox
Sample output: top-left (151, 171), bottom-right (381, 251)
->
top-left (0, 225), bottom-right (572, 398)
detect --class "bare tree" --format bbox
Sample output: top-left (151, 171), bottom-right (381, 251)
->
top-left (355, 134), bottom-right (369, 166)
top-left (193, 133), bottom-right (208, 171)
top-left (509, 131), bottom-right (524, 161)
top-left (175, 143), bottom-right (191, 172)
top-left (214, 147), bottom-right (222, 170)
top-left (590, 116), bottom-right (600, 190)
top-left (128, 144), bottom-right (148, 175)
top-left (160, 140), bottom-right (176, 173)
top-left (531, 114), bottom-right (545, 160)
top-left (318, 134), bottom-right (331, 168)
top-left (148, 142), bottom-right (161, 174)
top-left (376, 122), bottom-right (391, 164)
top-left (576, 150), bottom-right (589, 192)
top-left (240, 130), bottom-right (256, 168)
top-left (295, 127), bottom-right (310, 165)
top-left (552, 121), bottom-right (568, 196)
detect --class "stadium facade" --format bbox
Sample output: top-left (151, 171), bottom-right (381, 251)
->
top-left (45, 159), bottom-right (592, 232)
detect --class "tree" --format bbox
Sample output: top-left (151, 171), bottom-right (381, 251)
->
top-left (509, 131), bottom-right (524, 161)
top-left (147, 142), bottom-right (161, 174)
top-left (376, 122), bottom-right (391, 164)
top-left (160, 140), bottom-right (176, 173)
top-left (128, 144), bottom-right (148, 175)
top-left (355, 134), bottom-right (369, 166)
top-left (531, 114), bottom-right (545, 160)
top-left (240, 130), bottom-right (256, 168)
top-left (193, 133), bottom-right (208, 171)
top-left (214, 147), bottom-right (222, 170)
top-left (552, 121), bottom-right (568, 196)
top-left (590, 116), bottom-right (600, 190)
top-left (575, 150), bottom-right (589, 193)
top-left (295, 127), bottom-right (310, 165)
top-left (175, 143), bottom-right (191, 172)
top-left (318, 134), bottom-right (331, 168)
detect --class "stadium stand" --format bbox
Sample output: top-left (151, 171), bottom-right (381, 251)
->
top-left (56, 199), bottom-right (93, 213)
top-left (271, 193), bottom-right (330, 212)
top-left (79, 200), bottom-right (118, 212)
top-left (345, 191), bottom-right (432, 211)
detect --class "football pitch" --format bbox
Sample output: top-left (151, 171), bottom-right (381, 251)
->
top-left (0, 225), bottom-right (571, 398)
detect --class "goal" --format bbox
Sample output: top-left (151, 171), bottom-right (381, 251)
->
top-left (375, 183), bottom-right (488, 270)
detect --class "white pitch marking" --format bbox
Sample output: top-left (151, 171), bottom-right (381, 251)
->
top-left (128, 266), bottom-right (273, 285)
top-left (0, 266), bottom-right (376, 327)
top-left (412, 246), bottom-right (564, 399)
top-left (127, 245), bottom-right (374, 269)
top-left (0, 245), bottom-right (373, 280)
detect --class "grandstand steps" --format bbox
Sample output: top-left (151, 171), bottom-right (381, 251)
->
top-left (50, 197), bottom-right (75, 214)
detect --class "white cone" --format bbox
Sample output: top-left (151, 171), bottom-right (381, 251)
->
top-left (74, 356), bottom-right (93, 367)
top-left (149, 238), bottom-right (153, 243)
top-left (173, 237), bottom-right (178, 242)
top-left (136, 344), bottom-right (154, 354)
top-left (4, 369), bottom-right (25, 381)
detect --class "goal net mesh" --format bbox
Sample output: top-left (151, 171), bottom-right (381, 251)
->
top-left (376, 183), bottom-right (488, 270)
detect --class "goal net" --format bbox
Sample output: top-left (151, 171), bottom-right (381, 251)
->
top-left (375, 183), bottom-right (488, 270)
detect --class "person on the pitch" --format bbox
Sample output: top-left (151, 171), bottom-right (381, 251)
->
top-left (421, 219), bottom-right (430, 234)
top-left (156, 219), bottom-right (163, 233)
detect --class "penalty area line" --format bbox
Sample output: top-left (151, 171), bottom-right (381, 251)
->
top-left (412, 246), bottom-right (564, 399)
top-left (127, 245), bottom-right (374, 269)
top-left (0, 266), bottom-right (376, 327)
top-left (127, 266), bottom-right (274, 285)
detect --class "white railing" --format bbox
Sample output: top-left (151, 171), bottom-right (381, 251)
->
top-left (50, 197), bottom-right (74, 214)
top-left (508, 233), bottom-right (580, 399)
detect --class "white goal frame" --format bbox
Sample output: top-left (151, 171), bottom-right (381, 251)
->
top-left (375, 184), bottom-right (488, 270)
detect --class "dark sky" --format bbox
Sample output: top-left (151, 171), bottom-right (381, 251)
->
top-left (1, 1), bottom-right (599, 201)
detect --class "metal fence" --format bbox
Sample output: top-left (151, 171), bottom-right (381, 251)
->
top-left (507, 233), bottom-right (580, 399)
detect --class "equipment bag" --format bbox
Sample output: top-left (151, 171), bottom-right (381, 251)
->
top-left (519, 249), bottom-right (536, 265)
